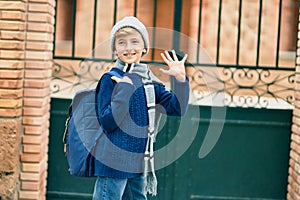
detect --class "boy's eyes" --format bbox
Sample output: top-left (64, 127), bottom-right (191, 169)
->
top-left (116, 39), bottom-right (140, 45)
top-left (131, 39), bottom-right (140, 44)
top-left (118, 40), bottom-right (125, 45)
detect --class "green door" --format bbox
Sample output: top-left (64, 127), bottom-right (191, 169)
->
top-left (47, 99), bottom-right (291, 200)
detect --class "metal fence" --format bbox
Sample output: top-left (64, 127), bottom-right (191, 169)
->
top-left (51, 0), bottom-right (297, 108)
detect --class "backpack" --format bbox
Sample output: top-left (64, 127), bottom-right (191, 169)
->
top-left (62, 71), bottom-right (120, 177)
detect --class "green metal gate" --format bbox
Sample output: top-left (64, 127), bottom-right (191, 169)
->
top-left (47, 100), bottom-right (292, 200)
top-left (47, 0), bottom-right (297, 199)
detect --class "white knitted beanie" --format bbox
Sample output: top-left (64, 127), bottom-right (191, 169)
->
top-left (110, 16), bottom-right (149, 56)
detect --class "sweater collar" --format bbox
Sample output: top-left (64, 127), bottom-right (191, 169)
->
top-left (114, 59), bottom-right (164, 85)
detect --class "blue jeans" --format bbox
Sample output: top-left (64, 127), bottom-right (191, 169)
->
top-left (92, 175), bottom-right (147, 200)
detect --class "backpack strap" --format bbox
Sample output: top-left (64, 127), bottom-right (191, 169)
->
top-left (62, 116), bottom-right (70, 156)
top-left (106, 70), bottom-right (122, 79)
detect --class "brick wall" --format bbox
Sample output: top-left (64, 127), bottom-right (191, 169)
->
top-left (0, 0), bottom-right (55, 199)
top-left (0, 1), bottom-right (26, 199)
top-left (287, 5), bottom-right (300, 200)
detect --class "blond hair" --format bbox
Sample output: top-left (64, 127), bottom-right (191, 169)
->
top-left (115, 27), bottom-right (141, 38)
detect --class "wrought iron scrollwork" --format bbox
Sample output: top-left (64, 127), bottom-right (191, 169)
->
top-left (189, 67), bottom-right (295, 108)
top-left (51, 60), bottom-right (295, 108)
top-left (51, 60), bottom-right (113, 98)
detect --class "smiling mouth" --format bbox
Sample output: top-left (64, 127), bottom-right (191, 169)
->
top-left (123, 53), bottom-right (136, 57)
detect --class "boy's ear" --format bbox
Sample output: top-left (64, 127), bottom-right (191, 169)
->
top-left (142, 49), bottom-right (146, 53)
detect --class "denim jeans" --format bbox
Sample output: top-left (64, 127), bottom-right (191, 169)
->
top-left (92, 175), bottom-right (147, 200)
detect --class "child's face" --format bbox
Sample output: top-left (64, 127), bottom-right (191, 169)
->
top-left (115, 28), bottom-right (145, 64)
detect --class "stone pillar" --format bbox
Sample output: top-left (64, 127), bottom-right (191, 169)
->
top-left (287, 5), bottom-right (300, 200)
top-left (0, 0), bottom-right (55, 199)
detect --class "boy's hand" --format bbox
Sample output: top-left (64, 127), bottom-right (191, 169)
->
top-left (160, 50), bottom-right (188, 82)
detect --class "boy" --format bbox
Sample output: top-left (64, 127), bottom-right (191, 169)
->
top-left (92, 16), bottom-right (190, 200)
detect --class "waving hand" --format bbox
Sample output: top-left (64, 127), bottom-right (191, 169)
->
top-left (160, 50), bottom-right (188, 82)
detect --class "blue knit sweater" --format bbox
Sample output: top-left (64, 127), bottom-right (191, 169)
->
top-left (93, 67), bottom-right (189, 178)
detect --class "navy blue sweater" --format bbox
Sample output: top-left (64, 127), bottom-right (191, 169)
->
top-left (93, 67), bottom-right (189, 178)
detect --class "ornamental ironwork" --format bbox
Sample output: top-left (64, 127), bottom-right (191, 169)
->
top-left (51, 60), bottom-right (295, 109)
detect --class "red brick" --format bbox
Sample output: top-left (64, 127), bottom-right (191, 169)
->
top-left (0, 30), bottom-right (25, 40)
top-left (25, 50), bottom-right (52, 60)
top-left (0, 60), bottom-right (24, 69)
top-left (290, 150), bottom-right (298, 163)
top-left (0, 79), bottom-right (23, 89)
top-left (0, 20), bottom-right (25, 31)
top-left (0, 49), bottom-right (24, 59)
top-left (23, 105), bottom-right (50, 116)
top-left (28, 3), bottom-right (50, 13)
top-left (289, 152), bottom-right (300, 175)
top-left (26, 41), bottom-right (53, 50)
top-left (28, 13), bottom-right (53, 23)
top-left (292, 124), bottom-right (300, 135)
top-left (23, 97), bottom-right (49, 107)
top-left (24, 88), bottom-right (50, 98)
top-left (290, 158), bottom-right (295, 168)
top-left (287, 192), bottom-right (292, 200)
top-left (292, 133), bottom-right (300, 145)
top-left (22, 114), bottom-right (49, 125)
top-left (26, 32), bottom-right (53, 42)
top-left (20, 172), bottom-right (40, 181)
top-left (24, 123), bottom-right (49, 135)
top-left (0, 89), bottom-right (23, 98)
top-left (0, 99), bottom-right (22, 108)
top-left (28, 0), bottom-right (56, 8)
top-left (22, 162), bottom-right (42, 173)
top-left (0, 107), bottom-right (22, 117)
top-left (24, 69), bottom-right (52, 79)
top-left (23, 144), bottom-right (42, 153)
top-left (0, 69), bottom-right (23, 78)
top-left (25, 60), bottom-right (52, 69)
top-left (24, 79), bottom-right (51, 88)
top-left (287, 184), bottom-right (296, 200)
top-left (0, 1), bottom-right (26, 11)
top-left (22, 135), bottom-right (43, 144)
top-left (289, 166), bottom-right (300, 185)
top-left (293, 116), bottom-right (300, 127)
top-left (19, 190), bottom-right (39, 199)
top-left (27, 22), bottom-right (54, 33)
top-left (0, 10), bottom-right (25, 21)
top-left (289, 172), bottom-right (300, 198)
top-left (20, 153), bottom-right (42, 162)
top-left (0, 40), bottom-right (25, 50)
top-left (288, 185), bottom-right (297, 200)
top-left (294, 107), bottom-right (300, 118)
top-left (21, 181), bottom-right (40, 191)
